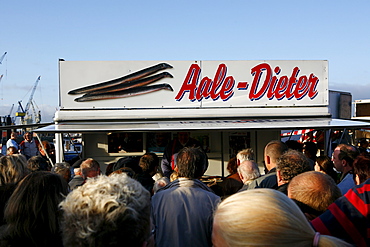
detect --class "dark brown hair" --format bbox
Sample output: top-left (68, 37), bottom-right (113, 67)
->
top-left (316, 156), bottom-right (338, 182)
top-left (3, 171), bottom-right (69, 246)
top-left (227, 157), bottom-right (238, 175)
top-left (139, 152), bottom-right (159, 173)
top-left (353, 155), bottom-right (370, 184)
top-left (176, 147), bottom-right (208, 179)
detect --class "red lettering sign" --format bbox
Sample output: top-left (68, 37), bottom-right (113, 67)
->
top-left (175, 64), bottom-right (235, 101)
top-left (176, 63), bottom-right (319, 102)
top-left (248, 63), bottom-right (319, 101)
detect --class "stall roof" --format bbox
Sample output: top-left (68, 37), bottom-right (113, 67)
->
top-left (34, 118), bottom-right (370, 133)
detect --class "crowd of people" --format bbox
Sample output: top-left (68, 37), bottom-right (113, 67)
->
top-left (0, 131), bottom-right (369, 246)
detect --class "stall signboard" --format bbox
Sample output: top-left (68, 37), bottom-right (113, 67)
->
top-left (60, 60), bottom-right (328, 110)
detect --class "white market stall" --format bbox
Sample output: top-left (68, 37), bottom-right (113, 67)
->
top-left (35, 60), bottom-right (370, 176)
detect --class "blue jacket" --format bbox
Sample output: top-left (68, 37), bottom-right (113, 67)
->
top-left (151, 178), bottom-right (220, 247)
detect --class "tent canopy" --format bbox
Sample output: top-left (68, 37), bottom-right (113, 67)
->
top-left (34, 118), bottom-right (370, 133)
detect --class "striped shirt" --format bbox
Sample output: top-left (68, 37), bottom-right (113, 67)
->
top-left (311, 179), bottom-right (370, 247)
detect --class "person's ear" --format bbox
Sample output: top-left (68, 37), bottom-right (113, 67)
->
top-left (266, 155), bottom-right (271, 165)
top-left (277, 170), bottom-right (283, 182)
top-left (355, 174), bottom-right (361, 185)
top-left (174, 166), bottom-right (178, 173)
top-left (238, 171), bottom-right (244, 181)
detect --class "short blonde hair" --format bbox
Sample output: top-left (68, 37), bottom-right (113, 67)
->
top-left (236, 148), bottom-right (254, 162)
top-left (213, 189), bottom-right (351, 247)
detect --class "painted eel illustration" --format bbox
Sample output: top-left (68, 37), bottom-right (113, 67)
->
top-left (68, 62), bottom-right (173, 95)
top-left (74, 83), bottom-right (174, 102)
top-left (86, 72), bottom-right (173, 95)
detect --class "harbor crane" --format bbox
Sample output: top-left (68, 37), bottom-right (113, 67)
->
top-left (15, 76), bottom-right (41, 124)
top-left (8, 104), bottom-right (14, 116)
top-left (0, 52), bottom-right (7, 64)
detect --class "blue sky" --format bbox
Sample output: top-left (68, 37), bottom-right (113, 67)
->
top-left (1, 0), bottom-right (369, 122)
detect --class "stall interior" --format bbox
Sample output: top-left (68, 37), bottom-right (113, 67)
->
top-left (78, 129), bottom-right (281, 178)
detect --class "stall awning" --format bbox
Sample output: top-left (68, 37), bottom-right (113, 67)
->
top-left (34, 118), bottom-right (370, 133)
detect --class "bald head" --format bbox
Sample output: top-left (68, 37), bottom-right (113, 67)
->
top-left (288, 171), bottom-right (341, 215)
top-left (80, 158), bottom-right (101, 179)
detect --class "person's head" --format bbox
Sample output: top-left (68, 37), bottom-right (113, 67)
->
top-left (212, 189), bottom-right (351, 247)
top-left (315, 155), bottom-right (338, 182)
top-left (264, 140), bottom-right (288, 171)
top-left (60, 173), bottom-right (152, 247)
top-left (80, 158), bottom-right (101, 179)
top-left (23, 132), bottom-right (33, 142)
top-left (276, 149), bottom-right (311, 186)
top-left (332, 144), bottom-right (359, 173)
top-left (4, 171), bottom-right (69, 242)
top-left (359, 139), bottom-right (369, 149)
top-left (10, 132), bottom-right (18, 140)
top-left (27, 155), bottom-right (51, 172)
top-left (236, 148), bottom-right (254, 166)
top-left (175, 147), bottom-right (208, 179)
top-left (353, 155), bottom-right (370, 185)
top-left (139, 153), bottom-right (159, 175)
top-left (288, 171), bottom-right (341, 219)
top-left (6, 146), bottom-right (18, 155)
top-left (52, 162), bottom-right (72, 183)
top-left (74, 167), bottom-right (82, 176)
top-left (315, 156), bottom-right (333, 174)
top-left (237, 160), bottom-right (260, 185)
top-left (177, 132), bottom-right (190, 145)
top-left (38, 140), bottom-right (51, 156)
top-left (226, 157), bottom-right (238, 175)
top-left (285, 140), bottom-right (303, 152)
top-left (0, 154), bottom-right (29, 186)
top-left (303, 141), bottom-right (318, 160)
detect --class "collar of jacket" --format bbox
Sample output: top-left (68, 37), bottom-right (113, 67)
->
top-left (158, 178), bottom-right (214, 193)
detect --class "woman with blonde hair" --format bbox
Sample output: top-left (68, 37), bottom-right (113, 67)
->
top-left (0, 154), bottom-right (30, 225)
top-left (0, 154), bottom-right (29, 186)
top-left (212, 189), bottom-right (352, 247)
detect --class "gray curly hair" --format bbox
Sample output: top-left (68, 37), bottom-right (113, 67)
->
top-left (60, 173), bottom-right (151, 247)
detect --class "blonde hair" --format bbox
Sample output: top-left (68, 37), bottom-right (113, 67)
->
top-left (60, 173), bottom-right (151, 246)
top-left (236, 148), bottom-right (254, 162)
top-left (0, 154), bottom-right (29, 185)
top-left (170, 171), bottom-right (178, 182)
top-left (213, 189), bottom-right (352, 247)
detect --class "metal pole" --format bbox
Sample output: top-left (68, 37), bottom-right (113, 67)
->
top-left (55, 133), bottom-right (63, 163)
top-left (35, 133), bottom-right (54, 167)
